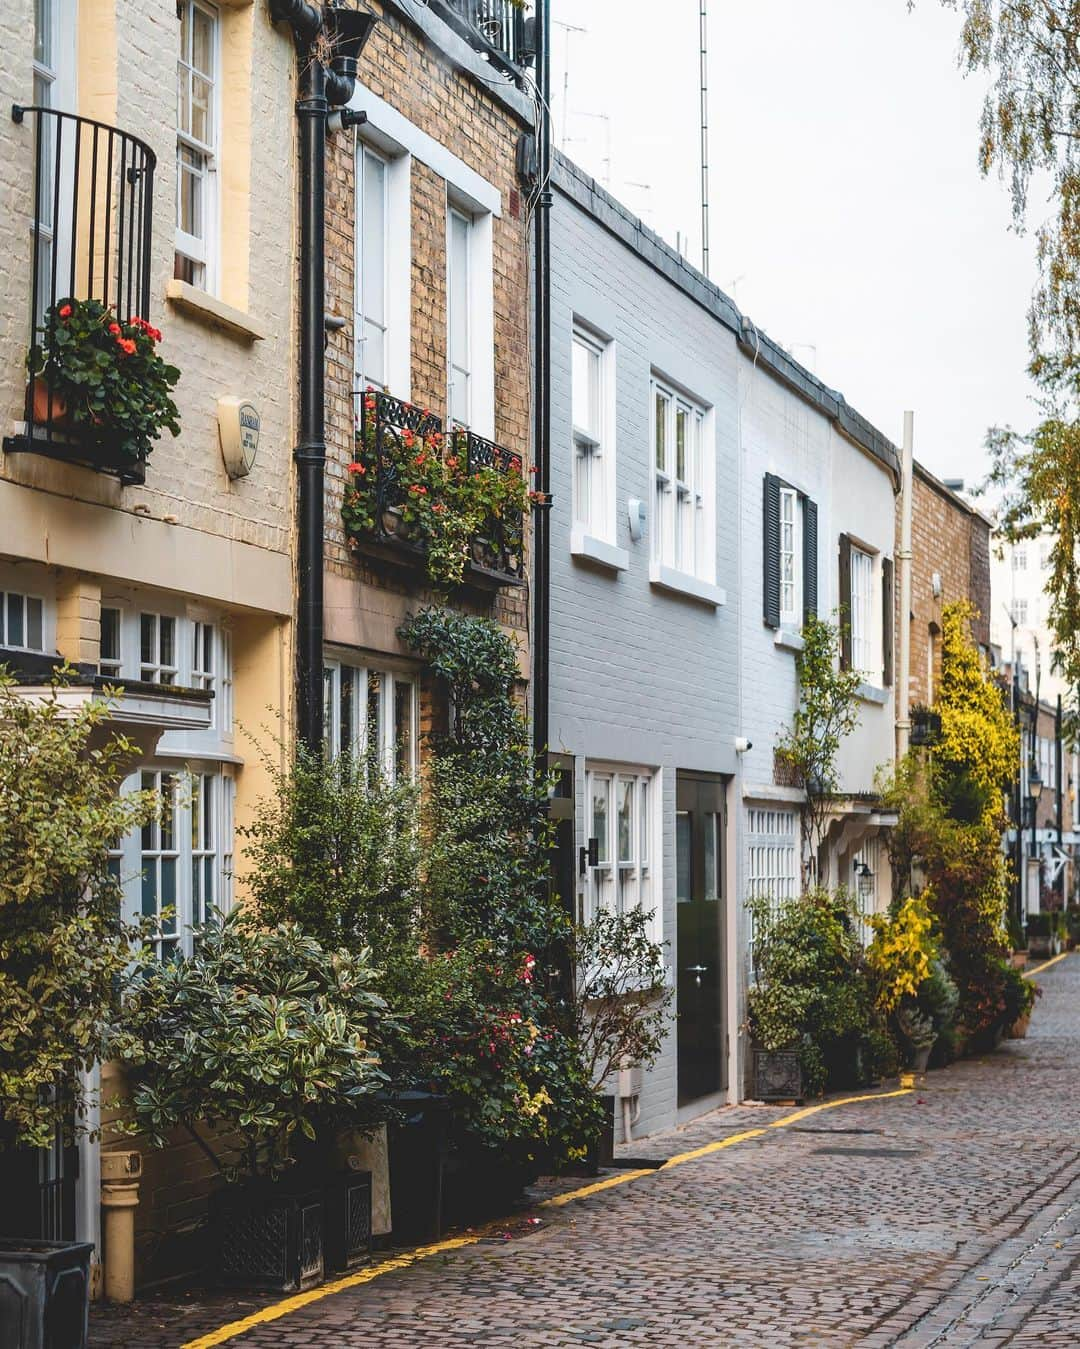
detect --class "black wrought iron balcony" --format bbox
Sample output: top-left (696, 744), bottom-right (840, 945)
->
top-left (431, 0), bottom-right (533, 80)
top-left (3, 105), bottom-right (157, 484)
top-left (343, 391), bottom-right (525, 589)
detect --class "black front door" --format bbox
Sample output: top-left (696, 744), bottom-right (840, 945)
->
top-left (676, 772), bottom-right (727, 1106)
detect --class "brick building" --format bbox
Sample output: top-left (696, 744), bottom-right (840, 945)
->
top-left (0, 0), bottom-right (296, 1287)
top-left (320, 1), bottom-right (535, 751)
top-left (901, 465), bottom-right (991, 712)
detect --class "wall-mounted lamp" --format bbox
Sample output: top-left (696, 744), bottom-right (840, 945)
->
top-left (627, 498), bottom-right (646, 543)
top-left (931, 571), bottom-right (942, 598)
top-left (734, 736), bottom-right (752, 754)
top-left (579, 837), bottom-right (599, 876)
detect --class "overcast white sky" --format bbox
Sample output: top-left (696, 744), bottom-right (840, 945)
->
top-left (549, 0), bottom-right (1041, 484)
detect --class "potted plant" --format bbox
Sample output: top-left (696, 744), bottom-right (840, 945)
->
top-left (565, 907), bottom-right (671, 1169)
top-left (27, 298), bottom-right (180, 480)
top-left (0, 673), bottom-right (158, 1342)
top-left (909, 704), bottom-right (943, 747)
top-left (1003, 962), bottom-right (1038, 1040)
top-left (119, 910), bottom-right (389, 1292)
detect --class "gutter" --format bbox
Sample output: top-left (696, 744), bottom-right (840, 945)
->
top-left (532, 0), bottom-right (552, 781)
top-left (268, 2), bottom-right (376, 750)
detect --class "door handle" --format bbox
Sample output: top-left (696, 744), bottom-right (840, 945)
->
top-left (684, 965), bottom-right (708, 973)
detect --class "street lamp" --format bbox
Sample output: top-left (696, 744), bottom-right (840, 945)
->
top-left (1027, 759), bottom-right (1044, 918)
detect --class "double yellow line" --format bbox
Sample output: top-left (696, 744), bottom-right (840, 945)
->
top-left (181, 1085), bottom-right (912, 1347)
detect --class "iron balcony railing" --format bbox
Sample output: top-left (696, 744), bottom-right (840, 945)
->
top-left (356, 391), bottom-right (525, 584)
top-left (4, 104), bottom-right (156, 483)
top-left (432, 0), bottom-right (533, 79)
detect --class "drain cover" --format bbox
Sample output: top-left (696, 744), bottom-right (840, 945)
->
top-left (813, 1145), bottom-right (921, 1157)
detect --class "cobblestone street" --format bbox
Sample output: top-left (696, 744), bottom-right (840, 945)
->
top-left (86, 954), bottom-right (1080, 1348)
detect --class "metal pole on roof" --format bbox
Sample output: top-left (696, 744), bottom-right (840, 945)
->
top-left (896, 411), bottom-right (914, 759)
top-left (699, 0), bottom-right (710, 276)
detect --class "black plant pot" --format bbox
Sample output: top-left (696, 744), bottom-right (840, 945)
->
top-left (322, 1170), bottom-right (373, 1274)
top-left (753, 1048), bottom-right (804, 1102)
top-left (383, 1092), bottom-right (450, 1246)
top-left (581, 1094), bottom-right (616, 1175)
top-left (210, 1182), bottom-right (323, 1292)
top-left (0, 1238), bottom-right (93, 1349)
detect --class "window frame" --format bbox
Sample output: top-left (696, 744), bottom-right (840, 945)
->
top-left (651, 376), bottom-right (709, 581)
top-left (778, 486), bottom-right (802, 628)
top-left (0, 589), bottom-right (47, 654)
top-left (583, 764), bottom-right (658, 938)
top-left (571, 324), bottom-right (612, 542)
top-left (849, 543), bottom-right (876, 680)
top-left (745, 805), bottom-right (798, 954)
top-left (175, 0), bottom-right (221, 293)
top-left (447, 204), bottom-right (473, 429)
top-left (355, 141), bottom-right (390, 394)
top-left (323, 656), bottom-right (418, 782)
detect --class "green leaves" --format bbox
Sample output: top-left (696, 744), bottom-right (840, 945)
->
top-left (120, 910), bottom-right (388, 1177)
top-left (0, 671), bottom-right (159, 1150)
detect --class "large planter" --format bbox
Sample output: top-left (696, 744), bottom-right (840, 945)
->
top-left (322, 1170), bottom-right (372, 1274)
top-left (581, 1094), bottom-right (616, 1176)
top-left (1007, 1010), bottom-right (1032, 1040)
top-left (209, 1183), bottom-right (323, 1293)
top-left (0, 1238), bottom-right (93, 1349)
top-left (910, 1042), bottom-right (933, 1074)
top-left (754, 1048), bottom-right (804, 1102)
top-left (383, 1092), bottom-right (450, 1246)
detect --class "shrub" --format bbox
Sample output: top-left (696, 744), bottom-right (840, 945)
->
top-left (0, 672), bottom-right (158, 1150)
top-left (120, 911), bottom-right (388, 1179)
top-left (28, 297), bottom-right (180, 464)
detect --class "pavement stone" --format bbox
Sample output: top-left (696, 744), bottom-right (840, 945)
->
top-left (89, 956), bottom-right (1080, 1347)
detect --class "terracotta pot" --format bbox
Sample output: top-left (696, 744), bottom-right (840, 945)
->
top-left (29, 380), bottom-right (68, 428)
top-left (1007, 1010), bottom-right (1031, 1040)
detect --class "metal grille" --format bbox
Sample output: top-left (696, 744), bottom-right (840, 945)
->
top-left (435, 0), bottom-right (532, 77)
top-left (218, 1206), bottom-right (288, 1283)
top-left (754, 1049), bottom-right (803, 1101)
top-left (345, 1175), bottom-right (373, 1259)
top-left (299, 1201), bottom-right (323, 1285)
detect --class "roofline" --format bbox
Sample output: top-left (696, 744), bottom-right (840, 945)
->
top-left (552, 152), bottom-right (901, 487)
top-left (913, 460), bottom-right (994, 527)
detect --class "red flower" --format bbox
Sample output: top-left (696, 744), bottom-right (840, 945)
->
top-left (58, 304), bottom-right (72, 319)
top-left (446, 455), bottom-right (459, 469)
top-left (414, 453), bottom-right (427, 467)
top-left (108, 322), bottom-right (121, 336)
top-left (432, 502), bottom-right (446, 514)
top-left (347, 461), bottom-right (366, 474)
top-left (409, 484), bottom-right (428, 495)
top-left (117, 337), bottom-right (137, 356)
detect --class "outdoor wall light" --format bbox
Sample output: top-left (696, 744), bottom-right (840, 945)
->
top-left (1029, 763), bottom-right (1044, 803)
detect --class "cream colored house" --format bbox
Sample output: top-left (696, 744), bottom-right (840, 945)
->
top-left (0, 0), bottom-right (295, 1284)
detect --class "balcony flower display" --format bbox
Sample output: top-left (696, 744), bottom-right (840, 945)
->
top-left (27, 297), bottom-right (181, 467)
top-left (342, 390), bottom-right (526, 588)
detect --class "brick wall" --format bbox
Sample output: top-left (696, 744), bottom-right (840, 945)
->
top-left (903, 467), bottom-right (991, 709)
top-left (321, 0), bottom-right (532, 659)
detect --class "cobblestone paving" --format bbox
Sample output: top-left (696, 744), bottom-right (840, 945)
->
top-left (90, 956), bottom-right (1080, 1348)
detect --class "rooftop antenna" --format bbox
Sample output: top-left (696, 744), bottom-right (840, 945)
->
top-left (570, 109), bottom-right (612, 187)
top-left (554, 19), bottom-right (587, 152)
top-left (699, 0), bottom-right (710, 276)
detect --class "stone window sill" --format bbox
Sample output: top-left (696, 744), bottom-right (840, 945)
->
top-left (855, 681), bottom-right (889, 706)
top-left (774, 628), bottom-right (804, 653)
top-left (165, 280), bottom-right (266, 342)
top-left (649, 562), bottom-right (726, 608)
top-left (571, 528), bottom-right (629, 572)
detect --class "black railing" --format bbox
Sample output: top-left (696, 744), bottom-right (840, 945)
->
top-left (4, 104), bottom-right (156, 483)
top-left (463, 428), bottom-right (525, 580)
top-left (433, 0), bottom-right (532, 78)
top-left (354, 391), bottom-right (524, 584)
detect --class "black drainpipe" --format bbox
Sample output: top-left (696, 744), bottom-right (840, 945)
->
top-left (531, 0), bottom-right (552, 775)
top-left (269, 1), bottom-right (375, 751)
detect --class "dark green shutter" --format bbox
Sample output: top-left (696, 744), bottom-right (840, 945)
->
top-left (838, 533), bottom-right (852, 671)
top-left (763, 473), bottom-right (781, 629)
top-left (882, 555), bottom-right (894, 687)
top-left (803, 497), bottom-right (818, 623)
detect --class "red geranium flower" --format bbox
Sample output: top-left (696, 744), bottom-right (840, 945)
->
top-left (347, 461), bottom-right (366, 474)
top-left (108, 322), bottom-right (121, 336)
top-left (58, 304), bottom-right (72, 319)
top-left (117, 337), bottom-right (137, 356)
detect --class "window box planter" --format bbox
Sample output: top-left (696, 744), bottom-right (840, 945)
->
top-left (910, 707), bottom-right (943, 747)
top-left (753, 1048), bottom-right (804, 1102)
top-left (209, 1183), bottom-right (323, 1293)
top-left (0, 1238), bottom-right (93, 1349)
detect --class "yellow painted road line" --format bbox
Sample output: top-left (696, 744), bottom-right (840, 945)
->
top-left (181, 1084), bottom-right (914, 1347)
top-left (180, 1237), bottom-right (481, 1349)
top-left (1025, 950), bottom-right (1073, 979)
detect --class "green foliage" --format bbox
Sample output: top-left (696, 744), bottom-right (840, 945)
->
top-left (568, 907), bottom-right (672, 1088)
top-left (28, 298), bottom-right (180, 463)
top-left (0, 672), bottom-right (158, 1150)
top-left (885, 604), bottom-right (1020, 1041)
top-left (747, 890), bottom-right (889, 1096)
top-left (242, 744), bottom-right (419, 958)
top-left (342, 394), bottom-right (527, 588)
top-left (120, 910), bottom-right (387, 1179)
top-left (775, 615), bottom-right (862, 880)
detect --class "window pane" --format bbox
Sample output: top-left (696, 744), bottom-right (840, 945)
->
top-left (26, 597), bottom-right (43, 651)
top-left (6, 594), bottom-right (24, 648)
top-left (572, 337), bottom-right (598, 437)
top-left (449, 211), bottom-right (470, 366)
top-left (192, 6), bottom-right (214, 79)
top-left (640, 778), bottom-right (649, 864)
top-left (394, 680), bottom-right (413, 779)
top-left (35, 0), bottom-right (50, 65)
top-left (141, 867), bottom-right (157, 919)
top-left (363, 319), bottom-right (385, 390)
top-left (101, 607), bottom-right (120, 665)
top-left (654, 391), bottom-right (667, 471)
top-left (617, 777), bottom-right (633, 863)
top-left (340, 666), bottom-right (355, 754)
top-left (591, 778), bottom-right (609, 864)
top-left (140, 614), bottom-right (154, 670)
top-left (574, 442), bottom-right (591, 527)
top-left (676, 406), bottom-right (687, 481)
top-left (676, 812), bottom-right (692, 902)
top-left (704, 812), bottom-right (718, 901)
top-left (361, 151), bottom-right (386, 324)
top-left (160, 859), bottom-right (177, 931)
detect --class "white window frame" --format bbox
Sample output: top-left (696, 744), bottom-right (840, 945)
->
top-left (570, 324), bottom-right (615, 544)
top-left (849, 544), bottom-right (876, 680)
top-left (778, 486), bottom-right (802, 628)
top-left (1013, 547), bottom-right (1027, 572)
top-left (651, 376), bottom-right (711, 581)
top-left (447, 204), bottom-right (473, 429)
top-left (355, 141), bottom-right (390, 394)
top-left (0, 589), bottom-right (47, 654)
top-left (445, 192), bottom-right (494, 437)
top-left (323, 657), bottom-right (418, 782)
top-left (583, 764), bottom-right (658, 939)
top-left (175, 0), bottom-right (220, 293)
top-left (746, 806), bottom-right (798, 953)
top-left (32, 0), bottom-right (77, 321)
top-left (1012, 597), bottom-right (1028, 626)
